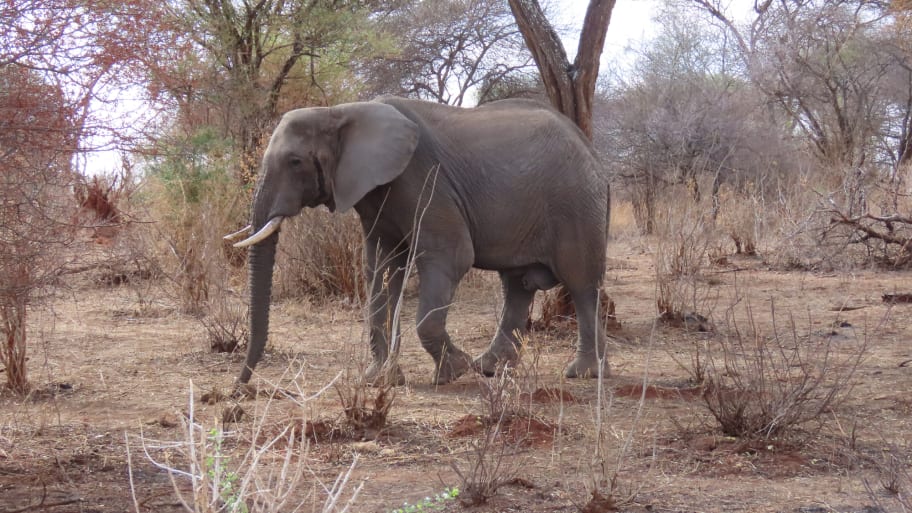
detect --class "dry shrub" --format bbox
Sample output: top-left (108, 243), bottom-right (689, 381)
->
top-left (822, 172), bottom-right (912, 268)
top-left (653, 188), bottom-right (719, 323)
top-left (93, 226), bottom-right (165, 314)
top-left (864, 442), bottom-right (912, 512)
top-left (762, 187), bottom-right (832, 270)
top-left (608, 200), bottom-right (639, 239)
top-left (73, 171), bottom-right (132, 241)
top-left (140, 142), bottom-right (249, 316)
top-left (0, 144), bottom-right (78, 393)
top-left (452, 371), bottom-right (529, 506)
top-left (333, 375), bottom-right (395, 433)
top-left (698, 302), bottom-right (865, 440)
top-left (135, 382), bottom-right (364, 513)
top-left (761, 162), bottom-right (912, 271)
top-left (273, 210), bottom-right (364, 303)
top-left (534, 288), bottom-right (619, 332)
top-left (202, 296), bottom-right (248, 353)
top-left (716, 185), bottom-right (763, 256)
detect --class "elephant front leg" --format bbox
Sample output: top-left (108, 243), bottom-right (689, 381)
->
top-left (475, 272), bottom-right (536, 376)
top-left (415, 265), bottom-right (473, 385)
top-left (364, 241), bottom-right (407, 386)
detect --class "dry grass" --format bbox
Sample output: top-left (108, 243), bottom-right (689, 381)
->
top-left (133, 379), bottom-right (364, 513)
top-left (333, 373), bottom-right (396, 433)
top-left (608, 200), bottom-right (639, 240)
top-left (716, 185), bottom-right (762, 256)
top-left (201, 296), bottom-right (248, 354)
top-left (273, 210), bottom-right (364, 303)
top-left (864, 441), bottom-right (912, 512)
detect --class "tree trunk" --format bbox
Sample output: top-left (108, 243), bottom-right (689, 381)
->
top-left (1, 262), bottom-right (30, 394)
top-left (507, 0), bottom-right (616, 139)
top-left (508, 0), bottom-right (616, 324)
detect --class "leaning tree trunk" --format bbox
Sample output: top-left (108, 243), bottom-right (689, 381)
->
top-left (508, 0), bottom-right (616, 326)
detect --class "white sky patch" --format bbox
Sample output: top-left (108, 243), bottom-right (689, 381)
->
top-left (558, 0), bottom-right (662, 68)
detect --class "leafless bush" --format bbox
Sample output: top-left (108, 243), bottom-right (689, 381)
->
top-left (0, 67), bottom-right (82, 393)
top-left (765, 180), bottom-right (912, 271)
top-left (578, 317), bottom-right (655, 512)
top-left (864, 443), bottom-right (912, 512)
top-left (653, 189), bottom-right (719, 325)
top-left (333, 373), bottom-right (396, 433)
top-left (826, 208), bottom-right (912, 268)
top-left (273, 210), bottom-right (364, 303)
top-left (201, 297), bottom-right (248, 354)
top-left (716, 185), bottom-right (763, 256)
top-left (451, 372), bottom-right (527, 506)
top-left (698, 302), bottom-right (865, 440)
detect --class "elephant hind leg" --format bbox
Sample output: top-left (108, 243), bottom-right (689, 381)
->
top-left (475, 271), bottom-right (536, 376)
top-left (563, 285), bottom-right (609, 379)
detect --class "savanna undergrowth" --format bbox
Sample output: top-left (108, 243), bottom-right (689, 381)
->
top-left (696, 301), bottom-right (865, 440)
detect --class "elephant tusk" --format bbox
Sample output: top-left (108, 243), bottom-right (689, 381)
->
top-left (223, 224), bottom-right (252, 242)
top-left (233, 217), bottom-right (284, 248)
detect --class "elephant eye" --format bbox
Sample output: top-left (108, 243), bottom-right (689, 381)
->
top-left (288, 156), bottom-right (303, 167)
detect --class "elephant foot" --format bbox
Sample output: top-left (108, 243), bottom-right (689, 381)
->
top-left (564, 353), bottom-right (609, 379)
top-left (473, 344), bottom-right (521, 377)
top-left (432, 348), bottom-right (474, 385)
top-left (364, 360), bottom-right (406, 387)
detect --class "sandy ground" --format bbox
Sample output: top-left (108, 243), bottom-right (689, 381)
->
top-left (1, 238), bottom-right (911, 513)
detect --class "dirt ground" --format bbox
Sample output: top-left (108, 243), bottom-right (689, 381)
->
top-left (1, 238), bottom-right (911, 513)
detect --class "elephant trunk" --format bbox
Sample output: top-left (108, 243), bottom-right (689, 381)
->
top-left (237, 231), bottom-right (278, 385)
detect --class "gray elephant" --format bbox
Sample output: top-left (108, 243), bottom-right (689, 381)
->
top-left (226, 96), bottom-right (610, 388)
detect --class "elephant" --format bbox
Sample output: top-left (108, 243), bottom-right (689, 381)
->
top-left (226, 96), bottom-right (611, 388)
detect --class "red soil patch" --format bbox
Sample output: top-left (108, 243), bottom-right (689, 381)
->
top-left (613, 382), bottom-right (703, 400)
top-left (448, 413), bottom-right (556, 447)
top-left (520, 386), bottom-right (576, 404)
top-left (257, 418), bottom-right (349, 447)
top-left (688, 436), bottom-right (812, 477)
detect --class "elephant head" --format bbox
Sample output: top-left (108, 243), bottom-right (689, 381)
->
top-left (226, 102), bottom-right (419, 386)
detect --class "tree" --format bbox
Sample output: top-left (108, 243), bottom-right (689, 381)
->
top-left (139, 0), bottom-right (395, 183)
top-left (0, 0), bottom-right (134, 392)
top-left (507, 0), bottom-right (617, 138)
top-left (690, 0), bottom-right (903, 215)
top-left (367, 0), bottom-right (534, 105)
top-left (0, 34), bottom-right (79, 393)
top-left (604, 6), bottom-right (796, 234)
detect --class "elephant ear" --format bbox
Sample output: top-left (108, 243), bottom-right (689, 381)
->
top-left (332, 102), bottom-right (419, 213)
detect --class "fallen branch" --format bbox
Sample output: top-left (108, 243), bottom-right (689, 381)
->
top-left (829, 209), bottom-right (912, 267)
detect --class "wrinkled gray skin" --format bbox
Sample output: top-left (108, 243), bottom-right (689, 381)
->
top-left (238, 97), bottom-right (610, 387)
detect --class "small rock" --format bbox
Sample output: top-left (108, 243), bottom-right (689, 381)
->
top-left (221, 405), bottom-right (245, 424)
top-left (159, 413), bottom-right (179, 428)
top-left (201, 388), bottom-right (227, 404)
top-left (350, 441), bottom-right (380, 453)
